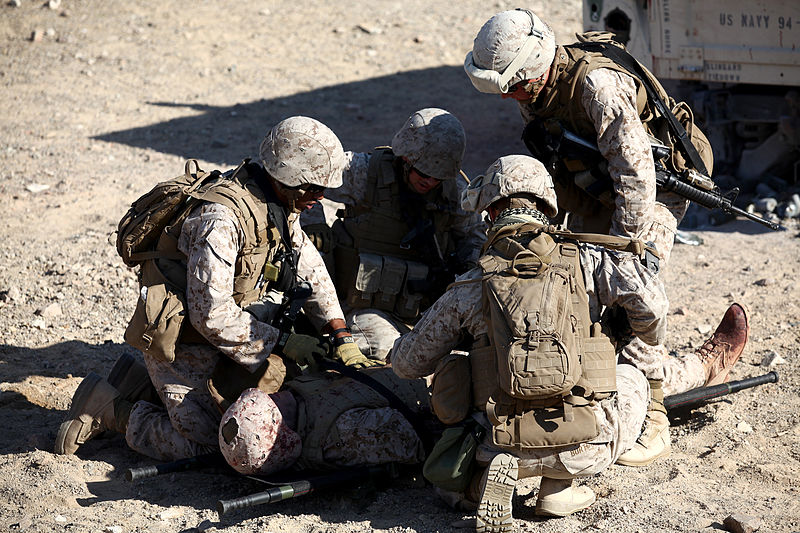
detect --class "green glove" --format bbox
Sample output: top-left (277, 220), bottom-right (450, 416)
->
top-left (281, 333), bottom-right (327, 370)
top-left (304, 223), bottom-right (334, 254)
top-left (333, 338), bottom-right (382, 369)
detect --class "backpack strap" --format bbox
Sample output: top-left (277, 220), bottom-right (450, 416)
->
top-left (574, 41), bottom-right (709, 176)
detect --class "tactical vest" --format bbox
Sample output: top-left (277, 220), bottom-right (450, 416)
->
top-left (124, 161), bottom-right (293, 362)
top-left (526, 33), bottom-right (714, 218)
top-left (333, 147), bottom-right (462, 320)
top-left (286, 367), bottom-right (430, 470)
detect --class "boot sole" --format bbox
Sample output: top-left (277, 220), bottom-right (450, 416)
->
top-left (54, 372), bottom-right (103, 455)
top-left (476, 453), bottom-right (517, 533)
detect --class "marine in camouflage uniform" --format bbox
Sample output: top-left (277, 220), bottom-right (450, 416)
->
top-left (217, 367), bottom-right (429, 475)
top-left (390, 156), bottom-right (748, 531)
top-left (390, 156), bottom-right (660, 526)
top-left (464, 9), bottom-right (746, 467)
top-left (56, 117), bottom-right (377, 461)
top-left (301, 108), bottom-right (485, 361)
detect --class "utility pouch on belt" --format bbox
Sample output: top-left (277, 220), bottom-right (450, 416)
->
top-left (423, 419), bottom-right (485, 493)
top-left (124, 282), bottom-right (186, 363)
top-left (487, 394), bottom-right (599, 449)
top-left (431, 353), bottom-right (472, 425)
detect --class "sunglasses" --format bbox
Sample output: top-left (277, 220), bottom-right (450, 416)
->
top-left (285, 183), bottom-right (326, 195)
top-left (411, 166), bottom-right (440, 182)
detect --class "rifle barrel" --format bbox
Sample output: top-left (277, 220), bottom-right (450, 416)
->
top-left (656, 171), bottom-right (780, 230)
top-left (664, 371), bottom-right (778, 411)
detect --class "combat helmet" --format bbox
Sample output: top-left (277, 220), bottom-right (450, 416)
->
top-left (259, 116), bottom-right (346, 188)
top-left (218, 389), bottom-right (302, 475)
top-left (461, 154), bottom-right (558, 216)
top-left (464, 9), bottom-right (556, 94)
top-left (391, 108), bottom-right (466, 181)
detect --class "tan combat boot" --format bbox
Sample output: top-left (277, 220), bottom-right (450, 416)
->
top-left (698, 303), bottom-right (749, 387)
top-left (476, 453), bottom-right (518, 533)
top-left (54, 372), bottom-right (132, 455)
top-left (616, 379), bottom-right (671, 467)
top-left (535, 477), bottom-right (596, 517)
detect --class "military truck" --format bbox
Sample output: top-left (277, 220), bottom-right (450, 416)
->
top-left (583, 0), bottom-right (799, 213)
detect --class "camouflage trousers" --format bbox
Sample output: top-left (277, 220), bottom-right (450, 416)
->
top-left (621, 198), bottom-right (705, 395)
top-left (125, 344), bottom-right (222, 461)
top-left (346, 308), bottom-right (411, 362)
top-left (320, 406), bottom-right (424, 467)
top-left (474, 364), bottom-right (648, 479)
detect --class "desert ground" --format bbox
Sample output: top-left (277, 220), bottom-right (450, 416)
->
top-left (1, 1), bottom-right (799, 532)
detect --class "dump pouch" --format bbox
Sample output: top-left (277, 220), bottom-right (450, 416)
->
top-left (422, 419), bottom-right (485, 493)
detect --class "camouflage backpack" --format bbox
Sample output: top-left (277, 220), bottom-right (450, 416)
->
top-left (116, 160), bottom-right (221, 268)
top-left (477, 222), bottom-right (652, 449)
top-left (114, 160), bottom-right (223, 362)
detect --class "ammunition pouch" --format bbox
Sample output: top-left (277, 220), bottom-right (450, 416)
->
top-left (337, 246), bottom-right (429, 320)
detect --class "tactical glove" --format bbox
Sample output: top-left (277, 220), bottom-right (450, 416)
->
top-left (281, 333), bottom-right (328, 370)
top-left (304, 223), bottom-right (334, 254)
top-left (333, 338), bottom-right (382, 369)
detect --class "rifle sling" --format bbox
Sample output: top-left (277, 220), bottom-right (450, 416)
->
top-left (318, 360), bottom-right (434, 454)
top-left (575, 42), bottom-right (709, 176)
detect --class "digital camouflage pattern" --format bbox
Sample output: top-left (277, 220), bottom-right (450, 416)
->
top-left (390, 108), bottom-right (466, 181)
top-left (219, 388), bottom-right (302, 475)
top-left (461, 155), bottom-right (558, 216)
top-left (320, 406), bottom-right (423, 467)
top-left (259, 116), bottom-right (346, 188)
top-left (466, 9), bottom-right (556, 93)
top-left (218, 382), bottom-right (424, 475)
top-left (475, 364), bottom-right (648, 477)
top-left (391, 218), bottom-right (669, 380)
top-left (300, 146), bottom-right (485, 361)
top-left (390, 220), bottom-right (653, 478)
top-left (520, 67), bottom-right (657, 241)
top-left (125, 201), bottom-right (345, 461)
top-left (347, 308), bottom-right (411, 363)
top-left (518, 66), bottom-right (702, 393)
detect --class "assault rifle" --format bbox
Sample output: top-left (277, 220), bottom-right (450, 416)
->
top-left (522, 121), bottom-right (781, 230)
top-left (664, 371), bottom-right (778, 411)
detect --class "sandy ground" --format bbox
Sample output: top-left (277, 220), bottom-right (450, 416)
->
top-left (1, 1), bottom-right (799, 532)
